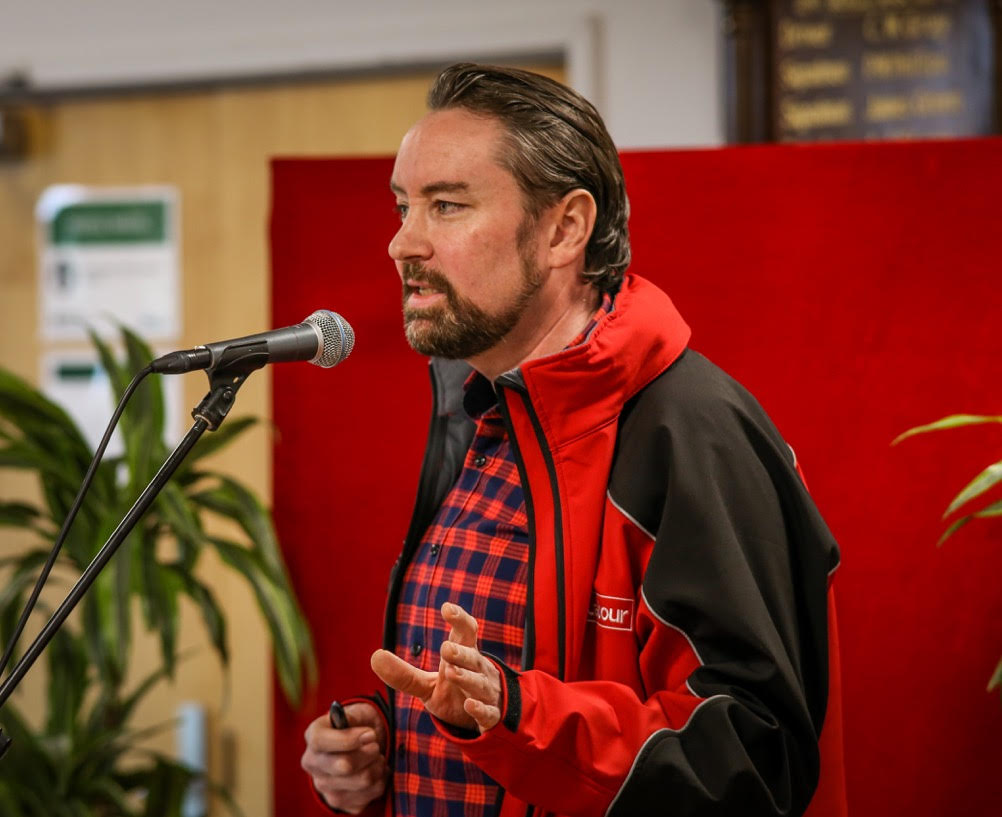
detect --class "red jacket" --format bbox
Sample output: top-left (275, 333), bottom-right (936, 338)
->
top-left (374, 274), bottom-right (847, 817)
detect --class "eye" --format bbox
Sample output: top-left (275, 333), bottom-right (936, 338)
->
top-left (395, 202), bottom-right (409, 221)
top-left (435, 200), bottom-right (465, 215)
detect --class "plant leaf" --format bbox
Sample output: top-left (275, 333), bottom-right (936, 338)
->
top-left (944, 460), bottom-right (1002, 517)
top-left (974, 499), bottom-right (1002, 519)
top-left (189, 475), bottom-right (283, 577)
top-left (119, 649), bottom-right (198, 729)
top-left (0, 702), bottom-right (61, 806)
top-left (82, 581), bottom-right (121, 691)
top-left (154, 481), bottom-right (204, 570)
top-left (121, 326), bottom-right (164, 441)
top-left (989, 657), bottom-right (1002, 695)
top-left (892, 414), bottom-right (1002, 445)
top-left (45, 628), bottom-right (92, 738)
top-left (139, 755), bottom-right (196, 817)
top-left (135, 556), bottom-right (182, 680)
top-left (939, 500), bottom-right (1002, 545)
top-left (210, 537), bottom-right (307, 705)
top-left (0, 501), bottom-right (53, 536)
top-left (181, 416), bottom-right (260, 470)
top-left (0, 548), bottom-right (57, 664)
top-left (164, 564), bottom-right (229, 667)
top-left (145, 561), bottom-right (182, 679)
top-left (88, 330), bottom-right (129, 409)
top-left (0, 368), bottom-right (92, 456)
top-left (936, 515), bottom-right (971, 546)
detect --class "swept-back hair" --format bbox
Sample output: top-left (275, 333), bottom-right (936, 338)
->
top-left (428, 63), bottom-right (631, 292)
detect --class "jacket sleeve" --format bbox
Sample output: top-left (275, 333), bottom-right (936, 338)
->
top-left (436, 365), bottom-right (840, 817)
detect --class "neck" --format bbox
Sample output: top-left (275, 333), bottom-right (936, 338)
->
top-left (467, 276), bottom-right (600, 382)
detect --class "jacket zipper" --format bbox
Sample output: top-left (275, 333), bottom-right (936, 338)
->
top-left (496, 385), bottom-right (536, 672)
top-left (497, 383), bottom-right (566, 681)
top-left (381, 364), bottom-right (450, 754)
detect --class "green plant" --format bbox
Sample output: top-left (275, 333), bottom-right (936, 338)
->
top-left (894, 413), bottom-right (1002, 699)
top-left (0, 327), bottom-right (315, 815)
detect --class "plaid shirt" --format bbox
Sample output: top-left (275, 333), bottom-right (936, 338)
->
top-left (393, 293), bottom-right (613, 817)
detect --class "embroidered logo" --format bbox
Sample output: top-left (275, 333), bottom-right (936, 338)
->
top-left (587, 593), bottom-right (635, 632)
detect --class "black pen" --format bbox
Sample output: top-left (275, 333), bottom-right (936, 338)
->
top-left (329, 700), bottom-right (349, 730)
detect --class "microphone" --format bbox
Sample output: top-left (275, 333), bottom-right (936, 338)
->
top-left (151, 310), bottom-right (354, 374)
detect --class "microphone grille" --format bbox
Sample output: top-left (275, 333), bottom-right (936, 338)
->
top-left (305, 309), bottom-right (355, 368)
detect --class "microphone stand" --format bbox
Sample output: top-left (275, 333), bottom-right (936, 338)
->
top-left (0, 347), bottom-right (269, 760)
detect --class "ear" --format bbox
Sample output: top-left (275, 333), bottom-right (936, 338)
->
top-left (546, 189), bottom-right (597, 270)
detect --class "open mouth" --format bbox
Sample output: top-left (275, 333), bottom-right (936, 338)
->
top-left (404, 278), bottom-right (449, 309)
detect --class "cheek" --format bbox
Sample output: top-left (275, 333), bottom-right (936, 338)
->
top-left (433, 227), bottom-right (495, 272)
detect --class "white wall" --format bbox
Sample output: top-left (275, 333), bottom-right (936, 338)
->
top-left (0, 0), bottom-right (724, 148)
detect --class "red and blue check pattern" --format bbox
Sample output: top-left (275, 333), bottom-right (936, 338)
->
top-left (393, 293), bottom-right (613, 817)
top-left (393, 390), bottom-right (528, 817)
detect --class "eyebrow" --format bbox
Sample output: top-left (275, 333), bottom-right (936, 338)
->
top-left (389, 180), bottom-right (470, 197)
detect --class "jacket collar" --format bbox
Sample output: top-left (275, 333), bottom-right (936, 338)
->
top-left (429, 274), bottom-right (691, 445)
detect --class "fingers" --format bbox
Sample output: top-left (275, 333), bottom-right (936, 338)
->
top-left (442, 643), bottom-right (495, 695)
top-left (301, 710), bottom-right (389, 813)
top-left (301, 732), bottom-right (383, 782)
top-left (440, 640), bottom-right (483, 672)
top-left (464, 696), bottom-right (501, 732)
top-left (370, 648), bottom-right (436, 700)
top-left (307, 752), bottom-right (388, 813)
top-left (442, 602), bottom-right (479, 647)
top-left (438, 629), bottom-right (502, 734)
top-left (343, 702), bottom-right (387, 749)
top-left (303, 713), bottom-right (378, 754)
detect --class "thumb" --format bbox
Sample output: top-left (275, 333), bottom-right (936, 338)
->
top-left (342, 701), bottom-right (387, 750)
top-left (371, 649), bottom-right (435, 701)
top-left (343, 701), bottom-right (382, 729)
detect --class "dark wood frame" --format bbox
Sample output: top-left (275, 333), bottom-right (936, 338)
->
top-left (721, 0), bottom-right (1002, 143)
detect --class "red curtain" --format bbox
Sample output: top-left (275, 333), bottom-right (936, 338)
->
top-left (270, 139), bottom-right (1002, 816)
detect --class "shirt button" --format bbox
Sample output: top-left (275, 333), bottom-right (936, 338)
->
top-left (411, 642), bottom-right (423, 656)
top-left (473, 454), bottom-right (487, 467)
top-left (429, 543), bottom-right (440, 557)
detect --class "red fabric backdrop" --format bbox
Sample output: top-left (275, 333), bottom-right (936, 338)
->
top-left (269, 139), bottom-right (1002, 816)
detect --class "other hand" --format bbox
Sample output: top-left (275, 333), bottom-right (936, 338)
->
top-left (301, 701), bottom-right (388, 814)
top-left (371, 602), bottom-right (502, 733)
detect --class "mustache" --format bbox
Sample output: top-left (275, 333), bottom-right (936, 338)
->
top-left (402, 263), bottom-right (455, 298)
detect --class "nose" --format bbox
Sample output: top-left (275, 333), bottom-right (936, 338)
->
top-left (388, 211), bottom-right (432, 264)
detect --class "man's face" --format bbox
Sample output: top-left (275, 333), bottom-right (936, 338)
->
top-left (388, 108), bottom-right (543, 360)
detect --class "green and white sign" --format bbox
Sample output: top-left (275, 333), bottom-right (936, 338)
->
top-left (37, 185), bottom-right (180, 341)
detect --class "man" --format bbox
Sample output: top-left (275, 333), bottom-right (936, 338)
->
top-left (302, 63), bottom-right (846, 817)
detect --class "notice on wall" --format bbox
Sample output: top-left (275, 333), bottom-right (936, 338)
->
top-left (772, 0), bottom-right (995, 141)
top-left (37, 185), bottom-right (181, 341)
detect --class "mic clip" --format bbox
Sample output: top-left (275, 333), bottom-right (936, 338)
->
top-left (192, 341), bottom-right (269, 431)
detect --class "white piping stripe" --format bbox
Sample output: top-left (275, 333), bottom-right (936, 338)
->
top-left (606, 490), bottom-right (656, 542)
top-left (607, 494), bottom-right (744, 814)
top-left (639, 586), bottom-right (707, 667)
top-left (603, 696), bottom-right (732, 817)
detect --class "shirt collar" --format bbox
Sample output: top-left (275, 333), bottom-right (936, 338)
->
top-left (461, 290), bottom-right (615, 420)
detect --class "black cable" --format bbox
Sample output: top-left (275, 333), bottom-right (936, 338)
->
top-left (0, 364), bottom-right (153, 680)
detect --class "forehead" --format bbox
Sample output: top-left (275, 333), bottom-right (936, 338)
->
top-left (391, 108), bottom-right (512, 193)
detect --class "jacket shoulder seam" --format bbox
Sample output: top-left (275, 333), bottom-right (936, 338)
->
top-left (607, 490), bottom-right (656, 542)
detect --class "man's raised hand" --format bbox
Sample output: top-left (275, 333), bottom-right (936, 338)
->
top-left (370, 602), bottom-right (502, 733)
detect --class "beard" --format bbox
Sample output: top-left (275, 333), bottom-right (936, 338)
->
top-left (401, 233), bottom-right (542, 360)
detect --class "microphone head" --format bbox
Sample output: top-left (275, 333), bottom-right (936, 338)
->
top-left (304, 309), bottom-right (355, 368)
